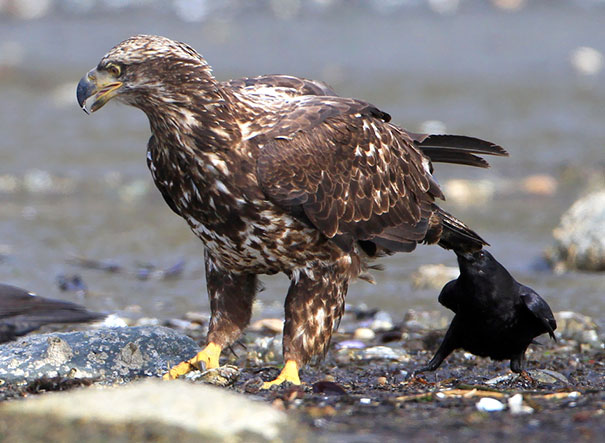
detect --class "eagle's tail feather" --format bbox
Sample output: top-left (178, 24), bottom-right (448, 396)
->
top-left (435, 207), bottom-right (488, 252)
top-left (409, 133), bottom-right (508, 169)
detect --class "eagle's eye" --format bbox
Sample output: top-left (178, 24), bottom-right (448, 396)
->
top-left (106, 63), bottom-right (121, 77)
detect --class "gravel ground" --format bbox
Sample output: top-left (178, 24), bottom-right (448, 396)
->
top-left (1, 306), bottom-right (602, 442)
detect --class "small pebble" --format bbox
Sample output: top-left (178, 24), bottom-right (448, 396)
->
top-left (370, 311), bottom-right (394, 331)
top-left (376, 376), bottom-right (387, 386)
top-left (486, 374), bottom-right (512, 385)
top-left (312, 381), bottom-right (347, 396)
top-left (570, 46), bottom-right (604, 76)
top-left (189, 365), bottom-right (239, 387)
top-left (97, 314), bottom-right (128, 328)
top-left (250, 318), bottom-right (283, 334)
top-left (522, 174), bottom-right (557, 196)
top-left (359, 398), bottom-right (371, 405)
top-left (508, 394), bottom-right (534, 415)
top-left (529, 369), bottom-right (569, 384)
top-left (476, 397), bottom-right (505, 412)
top-left (411, 264), bottom-right (459, 290)
top-left (136, 317), bottom-right (161, 327)
top-left (353, 327), bottom-right (376, 340)
top-left (335, 340), bottom-right (366, 350)
top-left (360, 346), bottom-right (407, 361)
top-left (184, 312), bottom-right (208, 324)
top-left (164, 318), bottom-right (200, 331)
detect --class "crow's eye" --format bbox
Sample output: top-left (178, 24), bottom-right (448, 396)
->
top-left (106, 63), bottom-right (121, 77)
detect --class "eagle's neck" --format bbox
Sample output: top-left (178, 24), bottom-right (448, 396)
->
top-left (136, 66), bottom-right (242, 153)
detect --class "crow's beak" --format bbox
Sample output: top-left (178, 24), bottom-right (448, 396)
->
top-left (77, 68), bottom-right (122, 114)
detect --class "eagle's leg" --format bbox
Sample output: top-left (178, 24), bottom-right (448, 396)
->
top-left (262, 261), bottom-right (350, 389)
top-left (164, 251), bottom-right (257, 380)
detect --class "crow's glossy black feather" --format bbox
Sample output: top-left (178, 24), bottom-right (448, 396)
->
top-left (417, 249), bottom-right (557, 374)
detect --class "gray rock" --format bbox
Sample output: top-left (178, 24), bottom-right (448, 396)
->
top-left (485, 369), bottom-right (568, 385)
top-left (411, 264), bottom-right (459, 290)
top-left (366, 310), bottom-right (394, 331)
top-left (0, 326), bottom-right (199, 385)
top-left (348, 345), bottom-right (411, 363)
top-left (186, 365), bottom-right (240, 387)
top-left (403, 309), bottom-right (451, 331)
top-left (550, 190), bottom-right (605, 271)
top-left (247, 335), bottom-right (283, 365)
top-left (554, 311), bottom-right (601, 346)
top-left (0, 379), bottom-right (300, 441)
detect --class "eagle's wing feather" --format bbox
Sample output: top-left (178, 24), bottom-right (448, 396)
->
top-left (225, 74), bottom-right (337, 98)
top-left (256, 98), bottom-right (440, 253)
top-left (408, 133), bottom-right (508, 169)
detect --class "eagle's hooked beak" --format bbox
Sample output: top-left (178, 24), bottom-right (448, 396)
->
top-left (77, 68), bottom-right (123, 114)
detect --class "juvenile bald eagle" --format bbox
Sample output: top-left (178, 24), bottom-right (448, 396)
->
top-left (77, 35), bottom-right (507, 387)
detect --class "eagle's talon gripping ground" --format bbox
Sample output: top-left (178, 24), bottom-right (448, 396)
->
top-left (261, 360), bottom-right (301, 389)
top-left (163, 342), bottom-right (222, 380)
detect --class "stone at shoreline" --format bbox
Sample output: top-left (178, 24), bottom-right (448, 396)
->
top-left (411, 264), bottom-right (459, 290)
top-left (554, 311), bottom-right (602, 346)
top-left (0, 326), bottom-right (199, 385)
top-left (0, 379), bottom-right (299, 442)
top-left (549, 190), bottom-right (605, 272)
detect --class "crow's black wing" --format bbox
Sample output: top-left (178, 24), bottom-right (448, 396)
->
top-left (438, 280), bottom-right (463, 314)
top-left (519, 284), bottom-right (557, 341)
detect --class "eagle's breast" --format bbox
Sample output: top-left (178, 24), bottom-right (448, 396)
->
top-left (147, 136), bottom-right (342, 274)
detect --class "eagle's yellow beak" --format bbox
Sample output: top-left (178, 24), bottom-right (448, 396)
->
top-left (77, 68), bottom-right (122, 114)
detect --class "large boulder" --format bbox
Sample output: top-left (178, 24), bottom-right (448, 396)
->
top-left (0, 379), bottom-right (301, 441)
top-left (0, 326), bottom-right (199, 385)
top-left (550, 190), bottom-right (605, 271)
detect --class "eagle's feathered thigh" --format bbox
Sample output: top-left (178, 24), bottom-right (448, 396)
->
top-left (77, 35), bottom-right (507, 387)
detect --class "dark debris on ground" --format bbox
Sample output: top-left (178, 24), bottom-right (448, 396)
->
top-left (1, 304), bottom-right (603, 441)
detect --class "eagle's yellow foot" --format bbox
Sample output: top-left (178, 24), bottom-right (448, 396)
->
top-left (262, 360), bottom-right (301, 389)
top-left (163, 342), bottom-right (222, 380)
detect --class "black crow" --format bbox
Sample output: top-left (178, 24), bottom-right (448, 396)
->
top-left (417, 249), bottom-right (557, 374)
top-left (0, 283), bottom-right (105, 343)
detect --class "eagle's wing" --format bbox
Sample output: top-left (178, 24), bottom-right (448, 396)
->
top-left (229, 76), bottom-right (508, 169)
top-left (256, 96), bottom-right (443, 253)
top-left (225, 74), bottom-right (336, 98)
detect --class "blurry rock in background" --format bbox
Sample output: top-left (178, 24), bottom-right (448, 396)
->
top-left (443, 179), bottom-right (496, 206)
top-left (442, 174), bottom-right (559, 207)
top-left (411, 264), bottom-right (459, 290)
top-left (67, 256), bottom-right (185, 281)
top-left (570, 46), bottom-right (604, 77)
top-left (56, 274), bottom-right (88, 295)
top-left (547, 190), bottom-right (605, 272)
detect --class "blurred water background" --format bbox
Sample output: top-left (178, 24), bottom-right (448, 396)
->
top-left (0, 0), bottom-right (603, 326)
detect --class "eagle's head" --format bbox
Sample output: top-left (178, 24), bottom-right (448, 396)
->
top-left (77, 35), bottom-right (212, 114)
